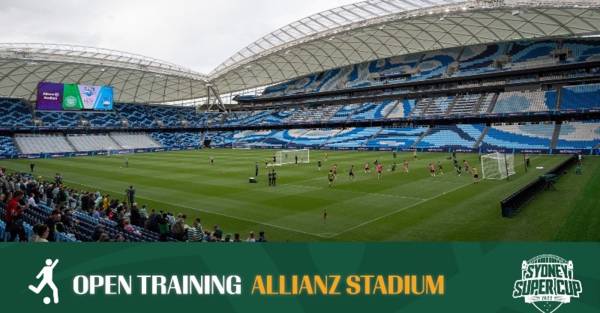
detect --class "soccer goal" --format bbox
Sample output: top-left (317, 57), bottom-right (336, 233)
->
top-left (274, 149), bottom-right (310, 166)
top-left (481, 152), bottom-right (516, 180)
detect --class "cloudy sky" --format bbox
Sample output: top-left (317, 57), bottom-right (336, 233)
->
top-left (0, 0), bottom-right (359, 74)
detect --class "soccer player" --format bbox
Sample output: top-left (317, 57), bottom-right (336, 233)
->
top-left (125, 157), bottom-right (129, 168)
top-left (428, 163), bottom-right (436, 177)
top-left (393, 151), bottom-right (397, 159)
top-left (403, 160), bottom-right (409, 173)
top-left (295, 155), bottom-right (298, 164)
top-left (472, 167), bottom-right (480, 183)
top-left (453, 159), bottom-right (461, 176)
top-left (325, 153), bottom-right (328, 161)
top-left (255, 162), bottom-right (259, 177)
top-left (391, 162), bottom-right (397, 172)
top-left (272, 169), bottom-right (277, 186)
top-left (463, 160), bottom-right (470, 173)
top-left (317, 160), bottom-right (322, 171)
top-left (328, 170), bottom-right (335, 187)
top-left (210, 156), bottom-right (214, 165)
top-left (30, 163), bottom-right (35, 173)
top-left (376, 163), bottom-right (383, 180)
top-left (413, 149), bottom-right (418, 160)
top-left (349, 165), bottom-right (355, 181)
top-left (364, 162), bottom-right (370, 174)
top-left (272, 155), bottom-right (276, 163)
top-left (323, 209), bottom-right (328, 224)
top-left (436, 161), bottom-right (444, 175)
top-left (126, 185), bottom-right (136, 206)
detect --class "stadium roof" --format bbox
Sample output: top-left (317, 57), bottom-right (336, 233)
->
top-left (209, 0), bottom-right (600, 95)
top-left (2, 0), bottom-right (600, 104)
top-left (0, 43), bottom-right (208, 103)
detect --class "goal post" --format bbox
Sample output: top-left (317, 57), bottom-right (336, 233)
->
top-left (481, 152), bottom-right (516, 180)
top-left (275, 149), bottom-right (310, 166)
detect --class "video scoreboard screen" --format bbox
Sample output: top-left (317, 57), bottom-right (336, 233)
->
top-left (36, 81), bottom-right (114, 111)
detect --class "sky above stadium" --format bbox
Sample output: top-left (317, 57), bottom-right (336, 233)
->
top-left (0, 0), bottom-right (359, 74)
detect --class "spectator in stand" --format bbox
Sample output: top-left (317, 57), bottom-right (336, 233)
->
top-left (171, 214), bottom-right (187, 241)
top-left (5, 191), bottom-right (28, 242)
top-left (246, 231), bottom-right (256, 242)
top-left (27, 192), bottom-right (38, 209)
top-left (45, 209), bottom-right (62, 242)
top-left (258, 231), bottom-right (267, 242)
top-left (187, 218), bottom-right (203, 242)
top-left (213, 225), bottom-right (223, 241)
top-left (92, 225), bottom-right (105, 242)
top-left (54, 173), bottom-right (62, 186)
top-left (31, 224), bottom-right (49, 243)
top-left (129, 203), bottom-right (143, 227)
top-left (158, 213), bottom-right (170, 242)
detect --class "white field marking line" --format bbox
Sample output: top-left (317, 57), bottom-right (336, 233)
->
top-left (326, 181), bottom-right (475, 238)
top-left (286, 182), bottom-right (426, 201)
top-left (327, 155), bottom-right (546, 238)
top-left (58, 178), bottom-right (328, 239)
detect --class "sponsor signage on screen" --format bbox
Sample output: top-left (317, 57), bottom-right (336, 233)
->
top-left (36, 82), bottom-right (113, 111)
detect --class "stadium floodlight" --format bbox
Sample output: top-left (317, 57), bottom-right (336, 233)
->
top-left (274, 149), bottom-right (310, 166)
top-left (481, 152), bottom-right (516, 180)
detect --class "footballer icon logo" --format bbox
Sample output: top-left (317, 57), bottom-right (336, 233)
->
top-left (28, 259), bottom-right (60, 305)
top-left (512, 255), bottom-right (582, 313)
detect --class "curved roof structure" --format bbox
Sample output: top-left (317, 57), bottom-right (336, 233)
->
top-left (0, 43), bottom-right (208, 103)
top-left (209, 0), bottom-right (600, 94)
top-left (2, 0), bottom-right (600, 104)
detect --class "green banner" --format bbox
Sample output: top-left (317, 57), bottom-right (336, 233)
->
top-left (62, 84), bottom-right (83, 110)
top-left (0, 243), bottom-right (598, 313)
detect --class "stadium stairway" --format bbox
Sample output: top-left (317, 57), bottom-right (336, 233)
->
top-left (412, 127), bottom-right (432, 148)
top-left (473, 126), bottom-right (489, 149)
top-left (65, 136), bottom-right (79, 152)
top-left (444, 96), bottom-right (459, 115)
top-left (551, 123), bottom-right (562, 149)
top-left (486, 93), bottom-right (499, 113)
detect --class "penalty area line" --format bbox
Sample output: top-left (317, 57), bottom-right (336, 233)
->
top-left (326, 181), bottom-right (475, 239)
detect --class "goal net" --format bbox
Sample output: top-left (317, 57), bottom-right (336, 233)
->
top-left (274, 149), bottom-right (310, 166)
top-left (481, 152), bottom-right (516, 180)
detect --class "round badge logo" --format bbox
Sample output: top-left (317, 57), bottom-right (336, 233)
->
top-left (513, 255), bottom-right (583, 313)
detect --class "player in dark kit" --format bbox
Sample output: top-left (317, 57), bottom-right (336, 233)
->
top-left (317, 160), bottom-right (322, 171)
top-left (349, 165), bottom-right (355, 181)
top-left (30, 163), bottom-right (35, 172)
top-left (255, 162), bottom-right (259, 177)
top-left (453, 159), bottom-right (462, 176)
top-left (271, 169), bottom-right (277, 186)
top-left (323, 209), bottom-right (328, 224)
top-left (328, 170), bottom-right (335, 187)
top-left (295, 155), bottom-right (298, 164)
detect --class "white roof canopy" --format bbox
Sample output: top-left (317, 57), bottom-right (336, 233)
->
top-left (2, 0), bottom-right (600, 104)
top-left (209, 0), bottom-right (600, 94)
top-left (0, 43), bottom-right (208, 103)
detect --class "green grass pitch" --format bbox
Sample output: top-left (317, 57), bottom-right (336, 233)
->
top-left (1, 149), bottom-right (598, 242)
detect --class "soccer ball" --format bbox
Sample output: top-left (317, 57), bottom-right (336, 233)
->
top-left (43, 297), bottom-right (51, 305)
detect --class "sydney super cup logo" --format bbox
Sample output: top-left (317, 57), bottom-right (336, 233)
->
top-left (512, 255), bottom-right (582, 313)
